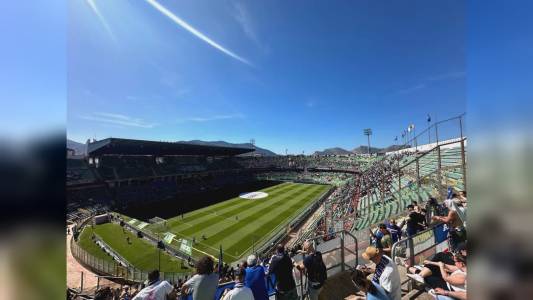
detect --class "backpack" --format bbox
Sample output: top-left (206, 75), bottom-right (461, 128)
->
top-left (309, 252), bottom-right (327, 287)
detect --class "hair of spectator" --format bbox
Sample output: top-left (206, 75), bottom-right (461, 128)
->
top-left (276, 243), bottom-right (285, 254)
top-left (148, 270), bottom-right (159, 283)
top-left (195, 256), bottom-right (214, 275)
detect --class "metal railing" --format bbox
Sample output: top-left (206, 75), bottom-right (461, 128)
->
top-left (291, 230), bottom-right (359, 298)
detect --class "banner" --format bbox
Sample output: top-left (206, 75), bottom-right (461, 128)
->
top-left (179, 238), bottom-right (193, 255)
top-left (128, 219), bottom-right (138, 225)
top-left (137, 222), bottom-right (149, 229)
top-left (163, 232), bottom-right (176, 244)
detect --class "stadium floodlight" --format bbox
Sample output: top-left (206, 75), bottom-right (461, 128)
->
top-left (363, 128), bottom-right (372, 155)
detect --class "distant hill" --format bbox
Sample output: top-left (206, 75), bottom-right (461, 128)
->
top-left (178, 140), bottom-right (278, 156)
top-left (351, 145), bottom-right (383, 154)
top-left (313, 147), bottom-right (352, 156)
top-left (67, 139), bottom-right (87, 155)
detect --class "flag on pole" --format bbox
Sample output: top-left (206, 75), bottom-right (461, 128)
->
top-left (427, 114), bottom-right (431, 123)
top-left (394, 136), bottom-right (398, 141)
top-left (218, 245), bottom-right (223, 274)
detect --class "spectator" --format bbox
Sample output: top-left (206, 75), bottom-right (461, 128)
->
top-left (132, 270), bottom-right (176, 300)
top-left (268, 244), bottom-right (298, 300)
top-left (350, 269), bottom-right (390, 300)
top-left (296, 241), bottom-right (327, 300)
top-left (221, 267), bottom-right (255, 300)
top-left (181, 256), bottom-right (219, 300)
top-left (377, 224), bottom-right (393, 257)
top-left (360, 246), bottom-right (401, 300)
top-left (244, 254), bottom-right (269, 300)
top-left (432, 200), bottom-right (466, 252)
top-left (404, 243), bottom-right (467, 294)
top-left (387, 219), bottom-right (401, 242)
top-left (94, 287), bottom-right (114, 300)
top-left (402, 205), bottom-right (426, 236)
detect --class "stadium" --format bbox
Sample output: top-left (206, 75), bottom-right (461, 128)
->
top-left (67, 115), bottom-right (467, 300)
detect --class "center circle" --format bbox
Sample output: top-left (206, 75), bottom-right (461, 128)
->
top-left (239, 191), bottom-right (269, 199)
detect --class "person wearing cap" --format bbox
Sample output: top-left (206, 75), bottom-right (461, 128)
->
top-left (221, 267), bottom-right (254, 300)
top-left (350, 269), bottom-right (390, 300)
top-left (268, 244), bottom-right (298, 300)
top-left (181, 256), bottom-right (219, 300)
top-left (132, 270), bottom-right (176, 300)
top-left (361, 246), bottom-right (401, 300)
top-left (245, 254), bottom-right (268, 300)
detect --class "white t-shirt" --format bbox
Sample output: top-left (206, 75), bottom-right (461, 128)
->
top-left (132, 280), bottom-right (173, 300)
top-left (221, 283), bottom-right (255, 300)
top-left (184, 273), bottom-right (219, 300)
top-left (379, 255), bottom-right (401, 300)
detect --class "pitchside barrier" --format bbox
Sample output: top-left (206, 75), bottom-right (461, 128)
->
top-left (71, 235), bottom-right (192, 285)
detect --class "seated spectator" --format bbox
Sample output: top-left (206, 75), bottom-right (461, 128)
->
top-left (350, 269), bottom-right (390, 300)
top-left (132, 270), bottom-right (176, 300)
top-left (268, 244), bottom-right (298, 300)
top-left (221, 267), bottom-right (254, 300)
top-left (245, 254), bottom-right (269, 300)
top-left (404, 243), bottom-right (467, 295)
top-left (181, 256), bottom-right (219, 300)
top-left (360, 246), bottom-right (401, 300)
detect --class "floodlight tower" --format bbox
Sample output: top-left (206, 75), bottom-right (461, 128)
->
top-left (364, 128), bottom-right (373, 155)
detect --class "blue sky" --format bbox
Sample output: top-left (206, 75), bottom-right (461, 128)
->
top-left (67, 0), bottom-right (465, 154)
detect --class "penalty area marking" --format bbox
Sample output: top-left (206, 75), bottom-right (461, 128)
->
top-left (239, 191), bottom-right (268, 200)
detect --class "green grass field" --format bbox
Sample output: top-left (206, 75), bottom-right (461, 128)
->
top-left (78, 182), bottom-right (330, 271)
top-left (78, 223), bottom-right (188, 273)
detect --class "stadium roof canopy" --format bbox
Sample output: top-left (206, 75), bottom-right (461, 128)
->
top-left (87, 138), bottom-right (254, 156)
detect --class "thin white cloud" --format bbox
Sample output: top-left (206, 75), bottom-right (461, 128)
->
top-left (86, 0), bottom-right (117, 43)
top-left (231, 2), bottom-right (261, 48)
top-left (144, 0), bottom-right (252, 66)
top-left (427, 71), bottom-right (466, 81)
top-left (80, 112), bottom-right (157, 128)
top-left (305, 99), bottom-right (317, 108)
top-left (396, 84), bottom-right (426, 94)
top-left (179, 114), bottom-right (245, 123)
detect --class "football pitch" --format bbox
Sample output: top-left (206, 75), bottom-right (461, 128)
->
top-left (78, 182), bottom-right (330, 271)
top-left (147, 182), bottom-right (330, 262)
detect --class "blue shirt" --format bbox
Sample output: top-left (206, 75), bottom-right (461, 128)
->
top-left (245, 266), bottom-right (268, 300)
top-left (367, 281), bottom-right (391, 300)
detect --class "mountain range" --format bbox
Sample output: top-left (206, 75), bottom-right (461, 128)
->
top-left (313, 145), bottom-right (408, 156)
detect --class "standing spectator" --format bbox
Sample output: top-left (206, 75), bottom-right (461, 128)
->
top-left (360, 246), bottom-right (401, 300)
top-left (402, 205), bottom-right (425, 236)
top-left (221, 267), bottom-right (254, 300)
top-left (432, 200), bottom-right (466, 252)
top-left (377, 224), bottom-right (393, 257)
top-left (132, 270), bottom-right (176, 300)
top-left (244, 255), bottom-right (269, 300)
top-left (296, 241), bottom-right (327, 300)
top-left (350, 269), bottom-right (390, 300)
top-left (387, 219), bottom-right (401, 242)
top-left (268, 244), bottom-right (298, 300)
top-left (181, 256), bottom-right (219, 300)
